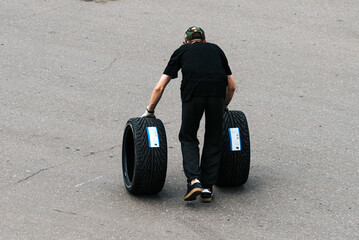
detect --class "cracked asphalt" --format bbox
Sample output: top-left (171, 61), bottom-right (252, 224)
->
top-left (1, 0), bottom-right (358, 239)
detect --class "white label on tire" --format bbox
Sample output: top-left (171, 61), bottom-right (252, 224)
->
top-left (147, 127), bottom-right (160, 148)
top-left (229, 128), bottom-right (241, 151)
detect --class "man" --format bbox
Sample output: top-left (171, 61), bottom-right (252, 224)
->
top-left (142, 26), bottom-right (236, 202)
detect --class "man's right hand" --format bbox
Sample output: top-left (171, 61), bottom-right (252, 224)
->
top-left (141, 108), bottom-right (156, 118)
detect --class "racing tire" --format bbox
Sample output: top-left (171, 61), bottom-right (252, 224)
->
top-left (122, 117), bottom-right (167, 195)
top-left (216, 110), bottom-right (250, 187)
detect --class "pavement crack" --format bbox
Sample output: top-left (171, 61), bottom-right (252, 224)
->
top-left (54, 209), bottom-right (78, 215)
top-left (84, 144), bottom-right (121, 157)
top-left (1, 162), bottom-right (70, 190)
top-left (15, 161), bottom-right (70, 184)
top-left (95, 58), bottom-right (119, 73)
top-left (16, 167), bottom-right (54, 184)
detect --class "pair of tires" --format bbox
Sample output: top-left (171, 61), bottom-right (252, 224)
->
top-left (122, 111), bottom-right (250, 195)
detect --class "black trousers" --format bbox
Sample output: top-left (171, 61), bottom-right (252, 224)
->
top-left (179, 96), bottom-right (225, 189)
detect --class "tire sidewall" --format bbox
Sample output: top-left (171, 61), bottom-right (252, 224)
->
top-left (122, 120), bottom-right (138, 191)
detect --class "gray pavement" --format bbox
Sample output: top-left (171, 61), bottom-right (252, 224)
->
top-left (1, 0), bottom-right (358, 239)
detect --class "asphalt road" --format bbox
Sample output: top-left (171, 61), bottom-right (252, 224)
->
top-left (1, 0), bottom-right (358, 239)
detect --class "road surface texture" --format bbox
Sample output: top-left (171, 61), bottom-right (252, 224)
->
top-left (1, 0), bottom-right (358, 239)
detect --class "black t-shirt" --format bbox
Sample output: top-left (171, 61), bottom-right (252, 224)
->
top-left (163, 42), bottom-right (232, 102)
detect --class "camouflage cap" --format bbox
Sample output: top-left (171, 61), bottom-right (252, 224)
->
top-left (184, 26), bottom-right (205, 41)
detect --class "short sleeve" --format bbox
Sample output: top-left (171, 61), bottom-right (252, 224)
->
top-left (219, 48), bottom-right (232, 75)
top-left (163, 48), bottom-right (182, 79)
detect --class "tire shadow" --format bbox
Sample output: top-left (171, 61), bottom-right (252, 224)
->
top-left (215, 175), bottom-right (264, 197)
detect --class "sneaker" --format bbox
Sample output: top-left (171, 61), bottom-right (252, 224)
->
top-left (201, 188), bottom-right (213, 203)
top-left (184, 179), bottom-right (203, 201)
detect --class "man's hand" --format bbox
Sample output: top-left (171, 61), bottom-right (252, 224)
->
top-left (224, 105), bottom-right (229, 112)
top-left (141, 108), bottom-right (156, 118)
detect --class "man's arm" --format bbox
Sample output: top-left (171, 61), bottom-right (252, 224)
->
top-left (147, 74), bottom-right (172, 111)
top-left (225, 75), bottom-right (236, 106)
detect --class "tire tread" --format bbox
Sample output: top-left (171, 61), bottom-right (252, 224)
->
top-left (217, 111), bottom-right (250, 187)
top-left (122, 117), bottom-right (167, 194)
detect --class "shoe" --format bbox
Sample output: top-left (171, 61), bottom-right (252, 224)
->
top-left (201, 188), bottom-right (213, 203)
top-left (184, 179), bottom-right (203, 201)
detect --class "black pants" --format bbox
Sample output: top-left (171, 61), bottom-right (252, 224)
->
top-left (179, 96), bottom-right (225, 189)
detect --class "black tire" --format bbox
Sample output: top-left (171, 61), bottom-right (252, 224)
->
top-left (217, 110), bottom-right (250, 187)
top-left (122, 117), bottom-right (167, 195)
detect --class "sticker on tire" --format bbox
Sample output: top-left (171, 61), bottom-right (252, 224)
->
top-left (229, 128), bottom-right (241, 151)
top-left (147, 127), bottom-right (160, 148)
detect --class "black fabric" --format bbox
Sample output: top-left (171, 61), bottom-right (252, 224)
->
top-left (179, 96), bottom-right (225, 188)
top-left (163, 42), bottom-right (232, 102)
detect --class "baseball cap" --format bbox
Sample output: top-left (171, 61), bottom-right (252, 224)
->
top-left (184, 26), bottom-right (205, 41)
